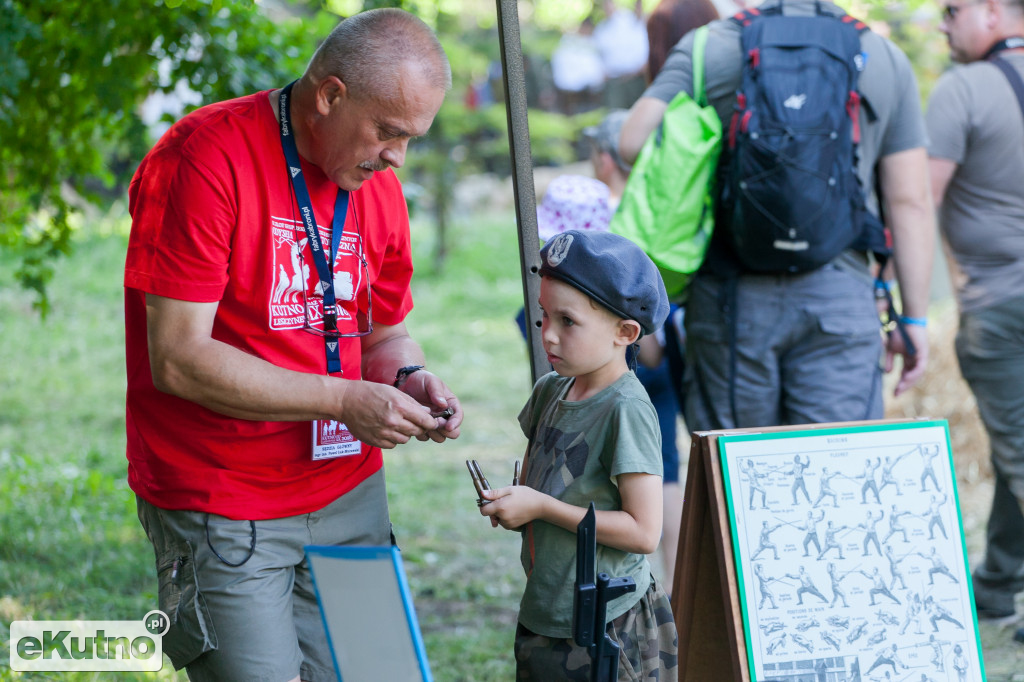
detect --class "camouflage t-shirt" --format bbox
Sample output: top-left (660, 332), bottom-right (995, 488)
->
top-left (516, 371), bottom-right (663, 638)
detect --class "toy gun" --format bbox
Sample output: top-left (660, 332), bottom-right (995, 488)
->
top-left (572, 502), bottom-right (636, 682)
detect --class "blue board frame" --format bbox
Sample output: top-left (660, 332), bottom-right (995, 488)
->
top-left (305, 544), bottom-right (432, 682)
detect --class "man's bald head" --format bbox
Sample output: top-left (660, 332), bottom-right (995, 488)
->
top-left (303, 8), bottom-right (451, 101)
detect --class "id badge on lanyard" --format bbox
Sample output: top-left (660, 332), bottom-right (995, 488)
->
top-left (278, 80), bottom-right (363, 460)
top-left (311, 419), bottom-right (363, 460)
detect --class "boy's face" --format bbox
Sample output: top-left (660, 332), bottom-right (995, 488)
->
top-left (538, 277), bottom-right (626, 379)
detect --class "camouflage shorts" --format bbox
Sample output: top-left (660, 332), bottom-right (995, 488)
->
top-left (514, 577), bottom-right (678, 681)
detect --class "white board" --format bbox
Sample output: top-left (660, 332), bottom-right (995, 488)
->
top-left (717, 420), bottom-right (985, 682)
top-left (306, 545), bottom-right (432, 682)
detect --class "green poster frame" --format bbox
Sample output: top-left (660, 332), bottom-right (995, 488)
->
top-left (715, 419), bottom-right (985, 681)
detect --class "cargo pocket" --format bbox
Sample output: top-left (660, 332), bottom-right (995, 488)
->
top-left (812, 306), bottom-right (884, 421)
top-left (816, 309), bottom-right (880, 339)
top-left (157, 541), bottom-right (217, 669)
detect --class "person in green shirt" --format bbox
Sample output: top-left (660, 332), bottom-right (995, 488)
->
top-left (480, 230), bottom-right (677, 680)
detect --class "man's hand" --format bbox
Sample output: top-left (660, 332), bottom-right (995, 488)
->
top-left (358, 321), bottom-right (462, 444)
top-left (884, 323), bottom-right (928, 397)
top-left (336, 380), bottom-right (450, 449)
top-left (392, 369), bottom-right (462, 443)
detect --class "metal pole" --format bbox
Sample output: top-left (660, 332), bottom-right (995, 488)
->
top-left (495, 0), bottom-right (547, 385)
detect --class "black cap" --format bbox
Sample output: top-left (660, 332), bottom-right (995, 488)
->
top-left (539, 230), bottom-right (669, 337)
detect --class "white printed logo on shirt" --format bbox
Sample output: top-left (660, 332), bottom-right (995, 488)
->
top-left (268, 216), bottom-right (363, 331)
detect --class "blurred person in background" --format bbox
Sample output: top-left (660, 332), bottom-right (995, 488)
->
top-left (551, 15), bottom-right (606, 114)
top-left (594, 0), bottom-right (651, 108)
top-left (927, 0), bottom-right (1024, 641)
top-left (619, 0), bottom-right (933, 433)
top-left (645, 0), bottom-right (721, 81)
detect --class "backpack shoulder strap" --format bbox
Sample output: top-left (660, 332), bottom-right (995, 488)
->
top-left (732, 2), bottom-right (871, 32)
top-left (990, 56), bottom-right (1024, 122)
top-left (730, 5), bottom-right (772, 28)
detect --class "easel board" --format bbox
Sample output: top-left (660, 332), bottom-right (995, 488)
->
top-left (305, 545), bottom-right (432, 682)
top-left (715, 419), bottom-right (985, 681)
top-left (671, 431), bottom-right (750, 680)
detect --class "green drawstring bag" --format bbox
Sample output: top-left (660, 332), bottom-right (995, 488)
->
top-left (610, 25), bottom-right (721, 301)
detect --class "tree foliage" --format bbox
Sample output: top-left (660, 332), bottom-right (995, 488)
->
top-left (3, 0), bottom-right (946, 310)
top-left (849, 0), bottom-right (952, 102)
top-left (0, 0), bottom-right (327, 313)
top-left (1, 0), bottom-right (589, 309)
top-left (1, 0), bottom-right (589, 305)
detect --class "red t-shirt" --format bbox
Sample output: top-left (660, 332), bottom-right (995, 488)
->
top-left (124, 91), bottom-right (414, 519)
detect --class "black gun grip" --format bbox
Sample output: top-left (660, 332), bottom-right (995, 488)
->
top-left (573, 583), bottom-right (598, 647)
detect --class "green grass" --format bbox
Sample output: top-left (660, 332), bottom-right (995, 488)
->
top-left (0, 208), bottom-right (533, 681)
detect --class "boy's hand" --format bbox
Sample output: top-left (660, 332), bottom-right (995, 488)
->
top-left (478, 486), bottom-right (546, 530)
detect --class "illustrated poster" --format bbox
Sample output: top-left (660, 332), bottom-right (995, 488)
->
top-left (718, 420), bottom-right (984, 682)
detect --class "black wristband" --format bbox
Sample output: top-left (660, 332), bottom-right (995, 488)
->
top-left (393, 365), bottom-right (425, 388)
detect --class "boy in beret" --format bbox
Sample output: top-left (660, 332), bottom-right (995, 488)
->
top-left (480, 229), bottom-right (678, 680)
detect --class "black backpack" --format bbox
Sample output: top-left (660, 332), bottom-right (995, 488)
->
top-left (720, 3), bottom-right (887, 273)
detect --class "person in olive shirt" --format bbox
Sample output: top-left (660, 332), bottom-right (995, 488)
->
top-left (480, 230), bottom-right (677, 680)
top-left (927, 0), bottom-right (1024, 635)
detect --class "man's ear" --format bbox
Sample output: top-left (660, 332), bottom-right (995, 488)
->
top-left (315, 76), bottom-right (347, 116)
top-left (615, 320), bottom-right (642, 347)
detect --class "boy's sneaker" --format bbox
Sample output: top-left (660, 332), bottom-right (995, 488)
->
top-left (1014, 627), bottom-right (1024, 645)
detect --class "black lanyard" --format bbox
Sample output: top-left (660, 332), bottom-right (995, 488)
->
top-left (985, 36), bottom-right (1024, 60)
top-left (278, 80), bottom-right (347, 374)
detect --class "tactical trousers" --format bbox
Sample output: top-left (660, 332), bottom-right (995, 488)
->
top-left (956, 294), bottom-right (1024, 611)
top-left (684, 261), bottom-right (883, 430)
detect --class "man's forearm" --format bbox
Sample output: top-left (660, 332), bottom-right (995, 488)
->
top-left (147, 293), bottom-right (345, 422)
top-left (890, 205), bottom-right (934, 319)
top-left (157, 337), bottom-right (346, 421)
top-left (359, 321), bottom-right (426, 386)
top-left (929, 156), bottom-right (965, 299)
top-left (620, 96), bottom-right (668, 165)
top-left (148, 324), bottom-right (346, 422)
top-left (881, 148), bottom-right (936, 319)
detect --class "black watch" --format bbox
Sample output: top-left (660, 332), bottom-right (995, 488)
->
top-left (393, 365), bottom-right (425, 388)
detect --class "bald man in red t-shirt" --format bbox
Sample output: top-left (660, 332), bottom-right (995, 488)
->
top-left (124, 10), bottom-right (459, 681)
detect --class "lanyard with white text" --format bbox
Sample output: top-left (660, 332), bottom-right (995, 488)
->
top-left (279, 80), bottom-right (348, 374)
top-left (985, 36), bottom-right (1024, 60)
